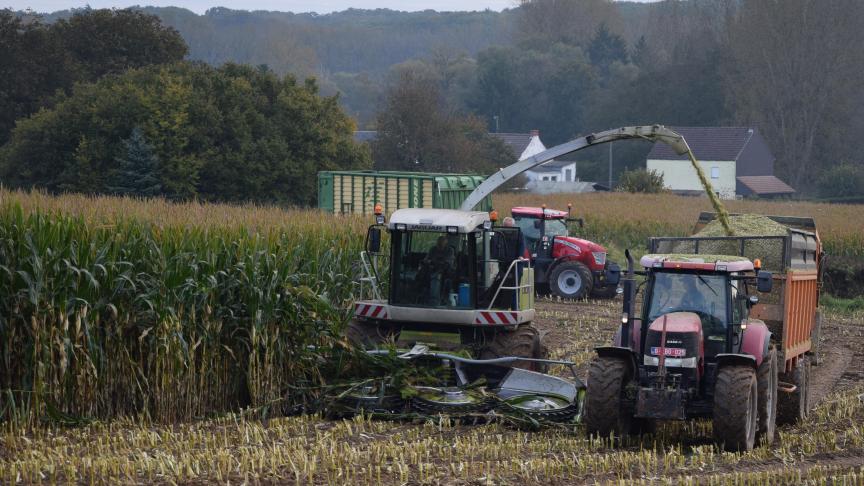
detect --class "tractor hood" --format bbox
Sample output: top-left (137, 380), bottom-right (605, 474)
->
top-left (648, 312), bottom-right (703, 334)
top-left (555, 236), bottom-right (606, 254)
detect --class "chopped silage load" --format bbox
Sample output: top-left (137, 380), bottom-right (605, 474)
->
top-left (697, 214), bottom-right (789, 237)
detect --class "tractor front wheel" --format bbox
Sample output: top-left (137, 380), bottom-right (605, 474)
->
top-left (584, 356), bottom-right (634, 437)
top-left (479, 324), bottom-right (548, 372)
top-left (713, 365), bottom-right (758, 451)
top-left (549, 261), bottom-right (593, 300)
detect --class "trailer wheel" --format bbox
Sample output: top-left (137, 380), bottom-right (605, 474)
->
top-left (777, 356), bottom-right (811, 425)
top-left (809, 311), bottom-right (822, 366)
top-left (584, 356), bottom-right (634, 438)
top-left (756, 346), bottom-right (778, 445)
top-left (549, 261), bottom-right (593, 300)
top-left (479, 324), bottom-right (548, 372)
top-left (713, 365), bottom-right (758, 452)
top-left (343, 319), bottom-right (398, 348)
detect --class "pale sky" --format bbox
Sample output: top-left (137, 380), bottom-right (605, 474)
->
top-left (7, 0), bottom-right (526, 14)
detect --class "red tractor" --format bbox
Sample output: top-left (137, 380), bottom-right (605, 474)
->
top-left (509, 206), bottom-right (616, 300)
top-left (584, 214), bottom-right (822, 451)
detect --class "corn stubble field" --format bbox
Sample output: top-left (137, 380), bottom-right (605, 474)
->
top-left (2, 189), bottom-right (864, 484)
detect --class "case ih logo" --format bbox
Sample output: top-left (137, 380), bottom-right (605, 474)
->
top-left (474, 311), bottom-right (519, 325)
top-left (651, 347), bottom-right (687, 357)
top-left (355, 303), bottom-right (388, 319)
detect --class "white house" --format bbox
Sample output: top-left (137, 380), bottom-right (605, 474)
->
top-left (491, 130), bottom-right (577, 182)
top-left (646, 127), bottom-right (794, 199)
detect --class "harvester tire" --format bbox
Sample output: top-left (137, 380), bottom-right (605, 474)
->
top-left (549, 261), bottom-right (593, 300)
top-left (777, 356), bottom-right (811, 425)
top-left (756, 346), bottom-right (778, 445)
top-left (584, 356), bottom-right (634, 438)
top-left (343, 319), bottom-right (398, 349)
top-left (479, 324), bottom-right (547, 372)
top-left (713, 365), bottom-right (758, 452)
top-left (590, 284), bottom-right (618, 299)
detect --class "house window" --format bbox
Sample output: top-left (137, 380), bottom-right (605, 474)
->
top-left (541, 176), bottom-right (549, 181)
top-left (710, 167), bottom-right (720, 179)
top-left (564, 169), bottom-right (573, 181)
top-left (550, 176), bottom-right (558, 182)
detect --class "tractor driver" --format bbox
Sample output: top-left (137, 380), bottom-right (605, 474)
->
top-left (425, 235), bottom-right (456, 305)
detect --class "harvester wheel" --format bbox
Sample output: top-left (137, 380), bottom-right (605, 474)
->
top-left (777, 356), bottom-right (811, 425)
top-left (756, 346), bottom-right (778, 445)
top-left (584, 356), bottom-right (634, 438)
top-left (549, 261), bottom-right (593, 300)
top-left (590, 284), bottom-right (618, 299)
top-left (713, 365), bottom-right (758, 452)
top-left (343, 319), bottom-right (398, 349)
top-left (479, 324), bottom-right (548, 372)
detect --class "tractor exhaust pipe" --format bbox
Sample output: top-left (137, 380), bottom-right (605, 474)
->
top-left (619, 249), bottom-right (636, 348)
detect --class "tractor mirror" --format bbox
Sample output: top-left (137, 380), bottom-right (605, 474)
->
top-left (605, 262), bottom-right (621, 286)
top-left (367, 228), bottom-right (381, 253)
top-left (566, 217), bottom-right (585, 229)
top-left (756, 271), bottom-right (773, 293)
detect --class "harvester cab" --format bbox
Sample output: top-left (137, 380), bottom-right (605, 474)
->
top-left (346, 206), bottom-right (585, 420)
top-left (586, 250), bottom-right (777, 451)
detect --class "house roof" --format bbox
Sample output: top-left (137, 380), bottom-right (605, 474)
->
top-left (647, 127), bottom-right (756, 161)
top-left (491, 132), bottom-right (533, 159)
top-left (736, 176), bottom-right (795, 195)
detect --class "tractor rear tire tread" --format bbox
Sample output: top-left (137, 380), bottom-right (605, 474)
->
top-left (756, 346), bottom-right (778, 445)
top-left (713, 365), bottom-right (758, 452)
top-left (584, 356), bottom-right (633, 437)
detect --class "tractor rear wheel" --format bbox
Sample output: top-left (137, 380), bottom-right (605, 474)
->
top-left (550, 261), bottom-right (593, 300)
top-left (584, 356), bottom-right (634, 438)
top-left (756, 347), bottom-right (778, 445)
top-left (343, 319), bottom-right (399, 348)
top-left (479, 324), bottom-right (548, 372)
top-left (713, 365), bottom-right (758, 452)
top-left (777, 356), bottom-right (811, 425)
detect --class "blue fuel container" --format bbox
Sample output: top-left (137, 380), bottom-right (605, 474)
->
top-left (458, 283), bottom-right (471, 307)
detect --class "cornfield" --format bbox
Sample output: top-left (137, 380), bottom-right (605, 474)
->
top-left (0, 189), bottom-right (371, 427)
top-left (494, 192), bottom-right (864, 261)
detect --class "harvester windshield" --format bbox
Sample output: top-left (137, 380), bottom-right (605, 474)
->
top-left (647, 272), bottom-right (728, 337)
top-left (390, 231), bottom-right (475, 308)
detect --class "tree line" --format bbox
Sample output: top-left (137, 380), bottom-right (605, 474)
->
top-left (0, 9), bottom-right (370, 205)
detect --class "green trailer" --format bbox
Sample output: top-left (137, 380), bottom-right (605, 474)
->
top-left (317, 170), bottom-right (492, 214)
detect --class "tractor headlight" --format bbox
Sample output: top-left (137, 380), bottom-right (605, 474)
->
top-left (592, 251), bottom-right (606, 265)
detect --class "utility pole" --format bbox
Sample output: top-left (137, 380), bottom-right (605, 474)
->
top-left (493, 115), bottom-right (499, 133)
top-left (608, 142), bottom-right (613, 189)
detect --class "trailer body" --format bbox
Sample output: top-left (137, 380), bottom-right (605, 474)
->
top-left (318, 171), bottom-right (492, 215)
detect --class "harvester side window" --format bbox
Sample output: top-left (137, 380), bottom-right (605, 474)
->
top-left (390, 230), bottom-right (474, 309)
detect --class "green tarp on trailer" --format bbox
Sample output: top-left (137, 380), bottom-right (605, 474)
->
top-left (318, 171), bottom-right (492, 214)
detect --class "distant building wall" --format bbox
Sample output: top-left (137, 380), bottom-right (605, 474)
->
top-left (647, 159), bottom-right (737, 199)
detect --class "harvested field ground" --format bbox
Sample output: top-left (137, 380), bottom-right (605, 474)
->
top-left (3, 299), bottom-right (863, 485)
